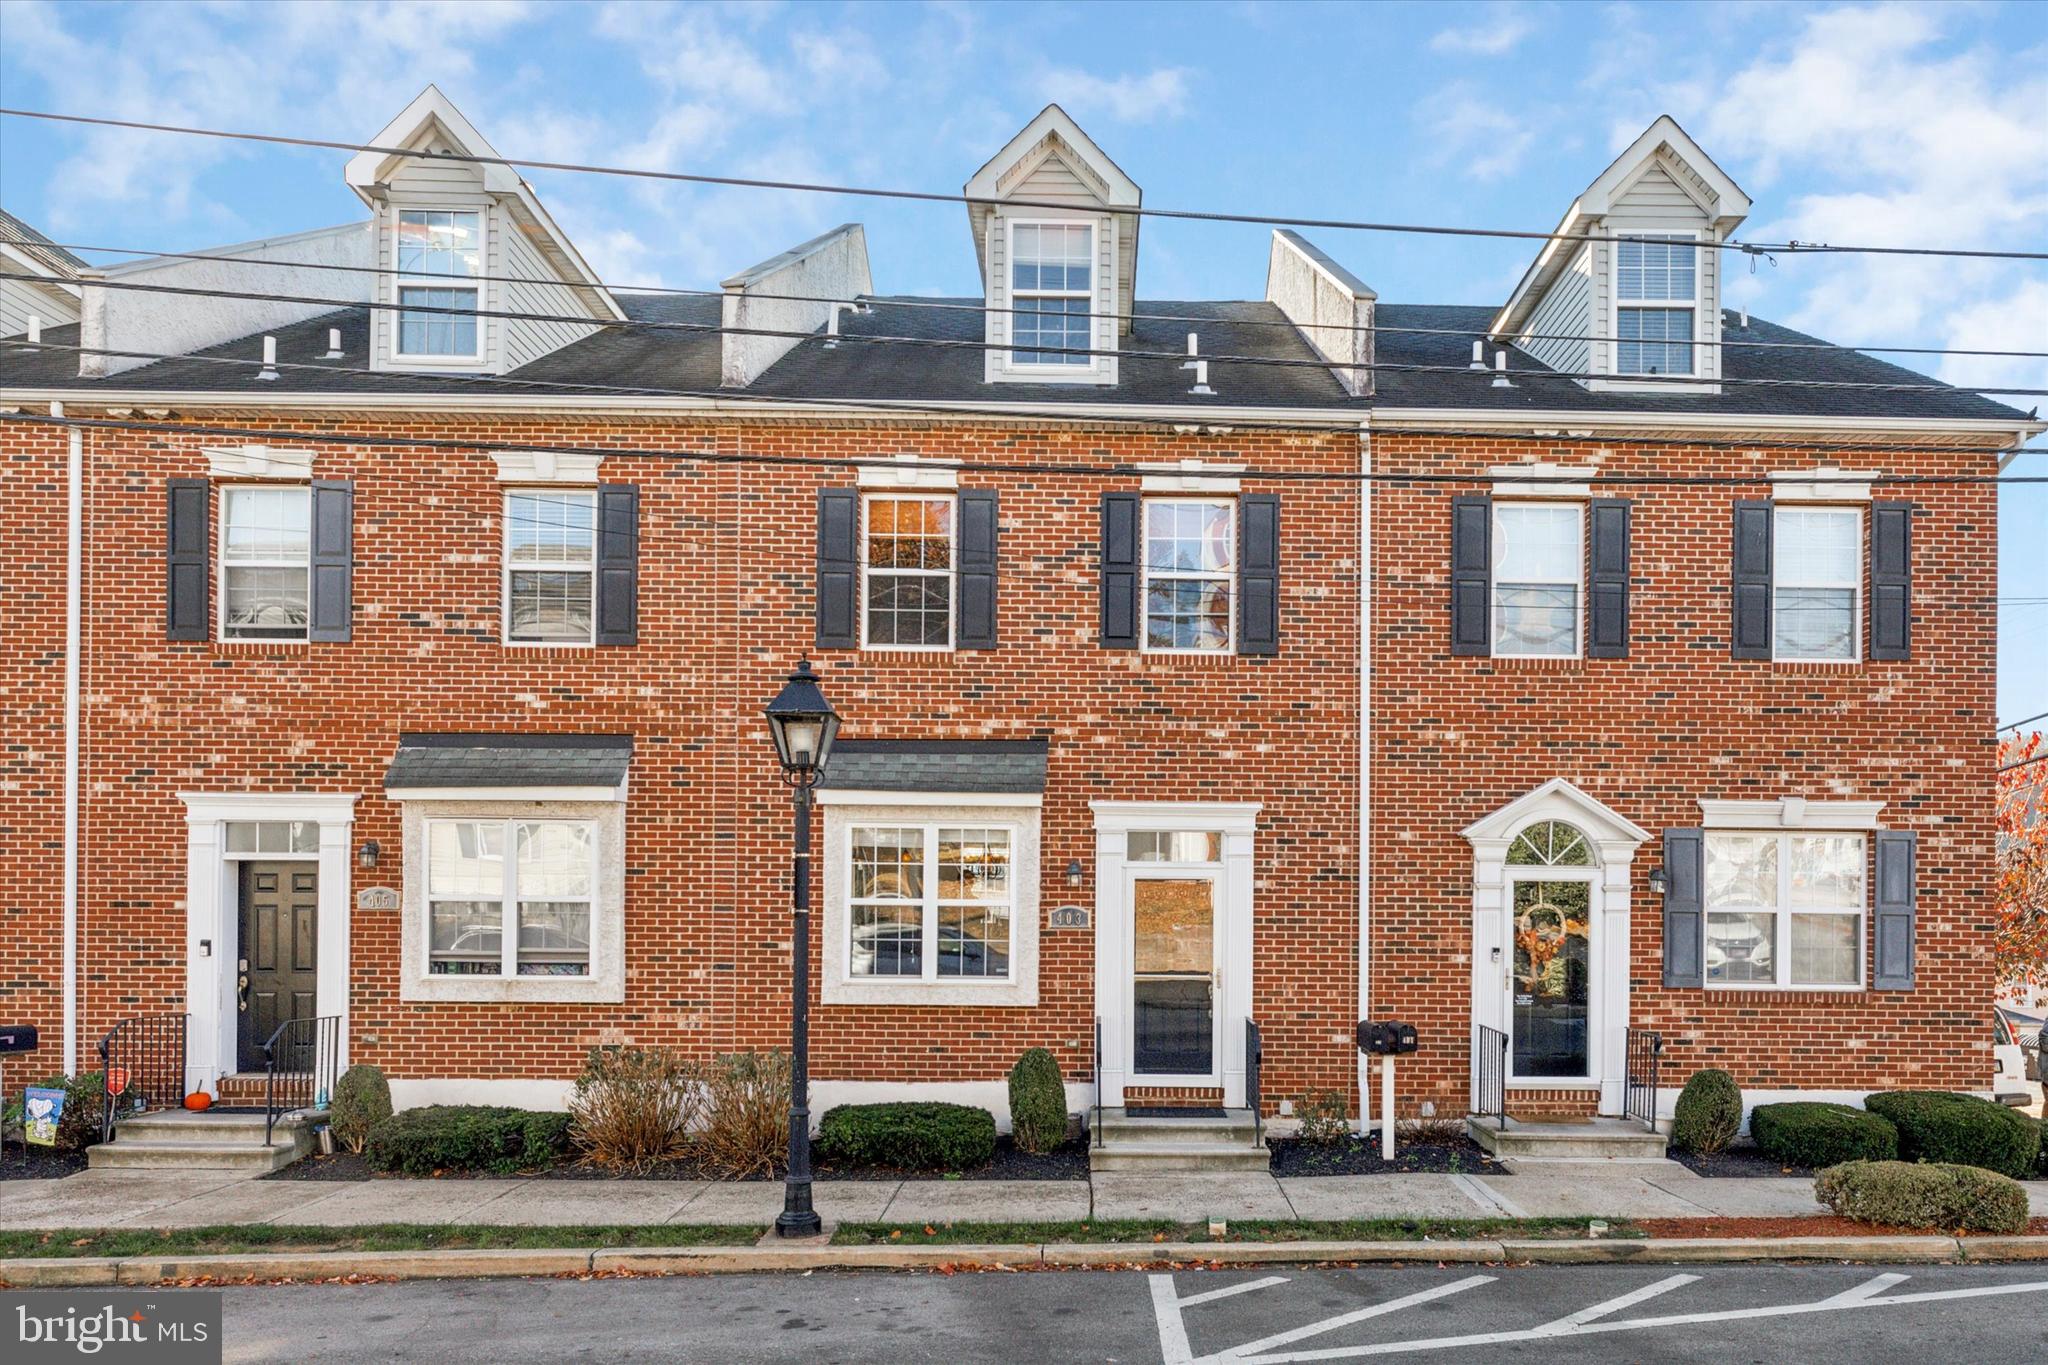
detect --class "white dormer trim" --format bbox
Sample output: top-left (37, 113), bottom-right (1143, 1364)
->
top-left (1579, 118), bottom-right (1751, 225)
top-left (205, 444), bottom-right (315, 479)
top-left (491, 450), bottom-right (602, 484)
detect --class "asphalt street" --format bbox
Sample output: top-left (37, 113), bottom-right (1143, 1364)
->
top-left (193, 1262), bottom-right (2048, 1363)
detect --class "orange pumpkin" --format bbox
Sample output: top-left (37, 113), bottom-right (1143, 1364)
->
top-left (183, 1092), bottom-right (213, 1112)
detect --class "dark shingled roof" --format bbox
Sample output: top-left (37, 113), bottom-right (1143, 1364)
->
top-left (0, 208), bottom-right (88, 274)
top-left (385, 733), bottom-right (633, 790)
top-left (821, 739), bottom-right (1049, 794)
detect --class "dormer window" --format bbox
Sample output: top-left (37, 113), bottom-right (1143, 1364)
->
top-left (395, 209), bottom-right (483, 360)
top-left (1009, 222), bottom-right (1093, 366)
top-left (1614, 234), bottom-right (1696, 377)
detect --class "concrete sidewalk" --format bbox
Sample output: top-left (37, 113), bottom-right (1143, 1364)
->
top-left (11, 1160), bottom-right (2041, 1232)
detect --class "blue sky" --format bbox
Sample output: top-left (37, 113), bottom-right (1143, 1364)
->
top-left (2, 0), bottom-right (2043, 718)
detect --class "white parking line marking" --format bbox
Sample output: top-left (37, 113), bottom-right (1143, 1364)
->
top-left (1534, 1273), bottom-right (1698, 1332)
top-left (1821, 1272), bottom-right (1910, 1305)
top-left (1207, 1276), bottom-right (1496, 1361)
top-left (1178, 1277), bottom-right (1293, 1309)
top-left (1153, 1273), bottom-right (1293, 1361)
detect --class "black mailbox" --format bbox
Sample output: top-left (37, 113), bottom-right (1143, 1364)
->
top-left (0, 1024), bottom-right (39, 1055)
top-left (1356, 1020), bottom-right (1418, 1055)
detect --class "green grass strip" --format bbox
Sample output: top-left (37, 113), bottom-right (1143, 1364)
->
top-left (0, 1223), bottom-right (764, 1260)
top-left (831, 1216), bottom-right (1638, 1246)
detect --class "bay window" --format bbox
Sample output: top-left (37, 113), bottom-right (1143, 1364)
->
top-left (848, 824), bottom-right (1013, 982)
top-left (1705, 831), bottom-right (1865, 988)
top-left (426, 817), bottom-right (594, 977)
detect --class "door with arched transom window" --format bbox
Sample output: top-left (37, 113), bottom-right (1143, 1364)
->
top-left (1506, 821), bottom-right (1596, 1080)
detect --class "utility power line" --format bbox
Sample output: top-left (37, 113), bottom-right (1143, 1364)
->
top-left (3, 106), bottom-right (2044, 262)
top-left (9, 235), bottom-right (2044, 365)
top-left (9, 271), bottom-right (2045, 398)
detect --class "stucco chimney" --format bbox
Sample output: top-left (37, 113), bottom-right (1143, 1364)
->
top-left (720, 224), bottom-right (873, 388)
top-left (1263, 229), bottom-right (1375, 397)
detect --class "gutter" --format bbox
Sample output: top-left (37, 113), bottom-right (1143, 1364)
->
top-left (59, 400), bottom-right (80, 1075)
top-left (1356, 421), bottom-right (1372, 1137)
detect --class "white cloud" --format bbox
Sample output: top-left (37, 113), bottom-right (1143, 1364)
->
top-left (1429, 9), bottom-right (1536, 57)
top-left (1424, 82), bottom-right (1540, 181)
top-left (1040, 66), bottom-right (1193, 123)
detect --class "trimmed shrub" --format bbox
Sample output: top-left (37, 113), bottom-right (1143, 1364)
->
top-left (698, 1050), bottom-right (791, 1179)
top-left (568, 1047), bottom-right (702, 1172)
top-left (1815, 1160), bottom-right (2029, 1234)
top-left (1749, 1102), bottom-right (1898, 1169)
top-left (1007, 1049), bottom-right (1068, 1154)
top-left (363, 1105), bottom-right (572, 1176)
top-left (817, 1102), bottom-right (997, 1172)
top-left (5, 1072), bottom-right (104, 1152)
top-left (1296, 1090), bottom-right (1350, 1145)
top-left (1669, 1069), bottom-right (1742, 1156)
top-left (1864, 1090), bottom-right (2041, 1179)
top-left (328, 1065), bottom-right (393, 1156)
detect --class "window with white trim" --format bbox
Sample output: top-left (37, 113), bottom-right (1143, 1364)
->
top-left (1774, 506), bottom-right (1860, 662)
top-left (1143, 497), bottom-right (1235, 652)
top-left (1492, 501), bottom-right (1581, 657)
top-left (1009, 221), bottom-right (1092, 366)
top-left (862, 493), bottom-right (954, 649)
top-left (220, 484), bottom-right (310, 640)
top-left (1705, 831), bottom-right (1864, 987)
top-left (847, 824), bottom-right (1013, 982)
top-left (426, 817), bottom-right (594, 977)
top-left (395, 209), bottom-right (482, 359)
top-left (1614, 235), bottom-right (1695, 376)
top-left (505, 489), bottom-right (596, 644)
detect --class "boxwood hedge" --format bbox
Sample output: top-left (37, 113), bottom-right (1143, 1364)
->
top-left (1748, 1101), bottom-right (1898, 1168)
top-left (816, 1102), bottom-right (996, 1172)
top-left (362, 1105), bottom-right (572, 1176)
top-left (1862, 1091), bottom-right (2040, 1180)
top-left (1815, 1159), bottom-right (2028, 1233)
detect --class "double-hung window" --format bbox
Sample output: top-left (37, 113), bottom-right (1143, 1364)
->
top-left (1773, 506), bottom-right (1860, 662)
top-left (505, 489), bottom-right (596, 644)
top-left (427, 818), bottom-right (594, 977)
top-left (1009, 222), bottom-right (1092, 366)
top-left (863, 493), bottom-right (954, 649)
top-left (395, 208), bottom-right (482, 360)
top-left (848, 824), bottom-right (1013, 981)
top-left (1492, 501), bottom-right (1581, 657)
top-left (220, 485), bottom-right (311, 640)
top-left (1614, 234), bottom-right (1696, 376)
top-left (1704, 831), bottom-right (1865, 988)
top-left (1143, 497), bottom-right (1235, 652)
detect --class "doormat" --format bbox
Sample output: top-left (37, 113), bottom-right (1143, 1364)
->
top-left (1125, 1106), bottom-right (1228, 1118)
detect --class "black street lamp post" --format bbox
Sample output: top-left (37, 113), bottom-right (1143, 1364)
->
top-left (763, 659), bottom-right (840, 1239)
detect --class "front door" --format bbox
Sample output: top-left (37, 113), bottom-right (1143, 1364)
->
top-left (1130, 871), bottom-right (1221, 1081)
top-left (237, 862), bottom-right (318, 1071)
top-left (1507, 875), bottom-right (1592, 1079)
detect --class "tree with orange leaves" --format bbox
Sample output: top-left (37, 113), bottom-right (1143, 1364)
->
top-left (1996, 730), bottom-right (2048, 989)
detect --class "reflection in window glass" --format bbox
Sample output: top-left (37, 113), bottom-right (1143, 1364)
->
top-left (848, 824), bottom-right (1013, 982)
top-left (1127, 831), bottom-right (1224, 863)
top-left (221, 486), bottom-right (311, 640)
top-left (425, 819), bottom-right (593, 977)
top-left (1705, 831), bottom-right (1863, 986)
top-left (862, 496), bottom-right (953, 648)
top-left (1773, 507), bottom-right (1860, 661)
top-left (1143, 500), bottom-right (1235, 651)
top-left (1493, 503), bottom-right (1581, 657)
top-left (506, 491), bottom-right (596, 643)
top-left (1010, 222), bottom-right (1092, 365)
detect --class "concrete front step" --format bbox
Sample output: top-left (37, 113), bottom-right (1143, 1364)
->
top-left (88, 1110), bottom-right (311, 1173)
top-left (1467, 1115), bottom-right (1668, 1160)
top-left (1096, 1110), bottom-right (1257, 1145)
top-left (1089, 1106), bottom-right (1269, 1172)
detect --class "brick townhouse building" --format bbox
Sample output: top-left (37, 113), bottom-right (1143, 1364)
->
top-left (0, 91), bottom-right (2035, 1154)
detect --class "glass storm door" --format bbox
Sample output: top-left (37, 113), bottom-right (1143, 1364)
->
top-left (1131, 873), bottom-right (1220, 1078)
top-left (1509, 876), bottom-right (1592, 1079)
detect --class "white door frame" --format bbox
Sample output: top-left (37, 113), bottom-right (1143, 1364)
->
top-left (1126, 864), bottom-right (1225, 1089)
top-left (178, 793), bottom-right (357, 1093)
top-left (1092, 801), bottom-right (1259, 1108)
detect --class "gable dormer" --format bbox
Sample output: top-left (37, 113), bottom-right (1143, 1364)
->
top-left (964, 105), bottom-right (1140, 387)
top-left (1490, 116), bottom-right (1750, 394)
top-left (0, 208), bottom-right (84, 338)
top-left (344, 86), bottom-right (624, 374)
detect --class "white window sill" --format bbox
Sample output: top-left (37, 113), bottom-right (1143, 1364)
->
top-left (504, 639), bottom-right (598, 649)
top-left (1140, 646), bottom-right (1236, 658)
top-left (1506, 1079), bottom-right (1600, 1090)
top-left (1705, 983), bottom-right (1865, 994)
top-left (1771, 656), bottom-right (1861, 666)
top-left (825, 978), bottom-right (1032, 1008)
top-left (859, 643), bottom-right (956, 654)
top-left (219, 637), bottom-right (309, 645)
top-left (405, 974), bottom-right (623, 1005)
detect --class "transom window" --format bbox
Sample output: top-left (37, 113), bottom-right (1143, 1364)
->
top-left (505, 490), bottom-right (596, 644)
top-left (426, 818), bottom-right (594, 978)
top-left (224, 821), bottom-right (318, 856)
top-left (848, 824), bottom-right (1013, 981)
top-left (1506, 821), bottom-right (1591, 867)
top-left (220, 485), bottom-right (310, 641)
top-left (1774, 506), bottom-right (1861, 662)
top-left (1492, 502), bottom-right (1582, 657)
top-left (1126, 830), bottom-right (1223, 863)
top-left (1705, 831), bottom-right (1865, 988)
top-left (1010, 221), bottom-right (1092, 365)
top-left (863, 494), bottom-right (954, 649)
top-left (395, 209), bottom-right (482, 359)
top-left (1614, 235), bottom-right (1695, 376)
top-left (1143, 498), bottom-right (1235, 652)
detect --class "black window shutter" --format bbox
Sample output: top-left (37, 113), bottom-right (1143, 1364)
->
top-left (1450, 495), bottom-right (1491, 656)
top-left (957, 488), bottom-right (999, 649)
top-left (1586, 498), bottom-right (1632, 659)
top-left (1869, 500), bottom-right (1912, 661)
top-left (1873, 830), bottom-right (1917, 990)
top-left (166, 478), bottom-right (210, 641)
top-left (1661, 827), bottom-right (1705, 988)
top-left (307, 479), bottom-right (355, 643)
top-left (1731, 500), bottom-right (1773, 659)
top-left (1237, 493), bottom-right (1280, 656)
top-left (816, 489), bottom-right (859, 649)
top-left (1099, 492), bottom-right (1140, 649)
top-left (595, 483), bottom-right (639, 646)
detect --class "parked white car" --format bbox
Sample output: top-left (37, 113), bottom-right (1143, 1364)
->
top-left (1993, 1009), bottom-right (2032, 1106)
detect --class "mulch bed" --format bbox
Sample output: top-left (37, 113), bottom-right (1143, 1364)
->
top-left (1636, 1215), bottom-right (2048, 1239)
top-left (265, 1136), bottom-right (1091, 1183)
top-left (1267, 1134), bottom-right (1508, 1177)
top-left (1671, 1145), bottom-right (1815, 1179)
top-left (0, 1144), bottom-right (90, 1180)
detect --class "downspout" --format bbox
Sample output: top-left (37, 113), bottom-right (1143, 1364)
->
top-left (60, 399), bottom-right (81, 1075)
top-left (1356, 420), bottom-right (1372, 1136)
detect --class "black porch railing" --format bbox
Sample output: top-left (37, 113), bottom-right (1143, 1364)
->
top-left (98, 1014), bottom-right (188, 1144)
top-left (1092, 1015), bottom-right (1103, 1148)
top-left (1624, 1027), bottom-right (1665, 1132)
top-left (1471, 1023), bottom-right (1508, 1131)
top-left (263, 1015), bottom-right (340, 1145)
top-left (1244, 1018), bottom-right (1264, 1147)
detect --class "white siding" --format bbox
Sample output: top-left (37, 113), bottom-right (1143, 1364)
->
top-left (1014, 157), bottom-right (1099, 207)
top-left (1520, 244), bottom-right (1590, 376)
top-left (499, 218), bottom-right (603, 370)
top-left (0, 275), bottom-right (79, 337)
top-left (1611, 161), bottom-right (1702, 226)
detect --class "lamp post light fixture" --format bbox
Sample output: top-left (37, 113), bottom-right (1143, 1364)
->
top-left (763, 658), bottom-right (840, 1239)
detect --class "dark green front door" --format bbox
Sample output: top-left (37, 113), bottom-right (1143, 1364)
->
top-left (238, 862), bottom-right (318, 1071)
